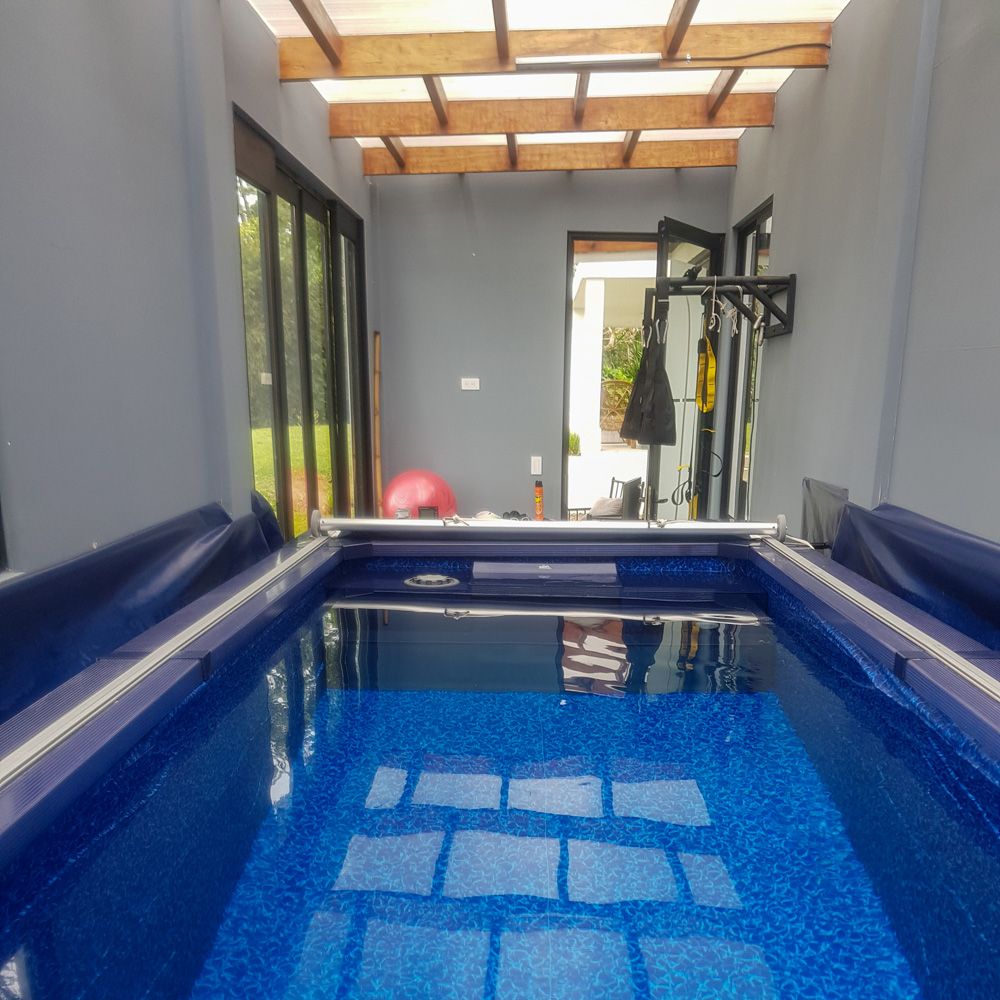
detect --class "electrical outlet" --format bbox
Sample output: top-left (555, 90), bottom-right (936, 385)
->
top-left (460, 377), bottom-right (480, 391)
top-left (531, 456), bottom-right (542, 476)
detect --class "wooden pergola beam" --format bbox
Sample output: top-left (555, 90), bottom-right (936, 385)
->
top-left (506, 133), bottom-right (518, 167)
top-left (380, 136), bottom-right (406, 169)
top-left (422, 75), bottom-right (449, 125)
top-left (492, 0), bottom-right (511, 63)
top-left (288, 0), bottom-right (343, 68)
top-left (573, 72), bottom-right (590, 125)
top-left (623, 130), bottom-right (642, 163)
top-left (280, 22), bottom-right (832, 80)
top-left (663, 0), bottom-right (701, 59)
top-left (707, 68), bottom-right (744, 119)
top-left (330, 92), bottom-right (773, 138)
top-left (364, 139), bottom-right (738, 176)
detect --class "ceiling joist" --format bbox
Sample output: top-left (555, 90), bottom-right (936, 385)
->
top-left (363, 138), bottom-right (737, 176)
top-left (663, 0), bottom-right (701, 59)
top-left (287, 0), bottom-right (343, 68)
top-left (422, 75), bottom-right (449, 126)
top-left (329, 92), bottom-right (773, 138)
top-left (622, 130), bottom-right (642, 163)
top-left (707, 68), bottom-right (744, 118)
top-left (280, 22), bottom-right (832, 81)
top-left (380, 135), bottom-right (406, 169)
top-left (573, 72), bottom-right (591, 125)
top-left (492, 1), bottom-right (511, 64)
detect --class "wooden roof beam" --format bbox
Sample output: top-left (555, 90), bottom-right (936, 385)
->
top-left (506, 133), bottom-right (518, 167)
top-left (280, 23), bottom-right (833, 80)
top-left (573, 72), bottom-right (590, 125)
top-left (707, 68), bottom-right (744, 119)
top-left (380, 136), bottom-right (406, 169)
top-left (288, 0), bottom-right (343, 68)
top-left (330, 92), bottom-right (774, 138)
top-left (492, 0), bottom-right (511, 63)
top-left (423, 75), bottom-right (449, 126)
top-left (663, 0), bottom-right (701, 59)
top-left (623, 130), bottom-right (642, 164)
top-left (364, 139), bottom-right (738, 176)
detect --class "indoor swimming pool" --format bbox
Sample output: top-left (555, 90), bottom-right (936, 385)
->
top-left (1, 542), bottom-right (998, 1000)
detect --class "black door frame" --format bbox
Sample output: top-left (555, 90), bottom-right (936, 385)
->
top-left (234, 112), bottom-right (374, 534)
top-left (561, 231), bottom-right (659, 519)
top-left (647, 217), bottom-right (726, 519)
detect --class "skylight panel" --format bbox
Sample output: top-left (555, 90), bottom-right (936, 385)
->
top-left (399, 135), bottom-right (507, 148)
top-left (442, 75), bottom-right (578, 102)
top-left (639, 128), bottom-right (746, 141)
top-left (315, 78), bottom-right (429, 103)
top-left (588, 71), bottom-right (721, 98)
top-left (691, 1), bottom-right (853, 24)
top-left (734, 68), bottom-right (795, 92)
top-left (518, 132), bottom-right (628, 145)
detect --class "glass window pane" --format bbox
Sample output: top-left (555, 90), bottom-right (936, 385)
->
top-left (236, 178), bottom-right (279, 516)
top-left (305, 214), bottom-right (335, 516)
top-left (276, 197), bottom-right (309, 536)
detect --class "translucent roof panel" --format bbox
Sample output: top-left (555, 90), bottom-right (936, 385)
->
top-left (441, 74), bottom-right (579, 101)
top-left (639, 128), bottom-right (746, 141)
top-left (589, 71), bottom-right (722, 98)
top-left (315, 77), bottom-right (429, 103)
top-left (248, 1), bottom-right (496, 37)
top-left (400, 135), bottom-right (506, 148)
top-left (733, 68), bottom-right (795, 92)
top-left (518, 132), bottom-right (628, 145)
top-left (506, 0), bottom-right (852, 30)
top-left (251, 0), bottom-right (853, 37)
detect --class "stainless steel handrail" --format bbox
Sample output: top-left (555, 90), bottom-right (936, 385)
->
top-left (0, 536), bottom-right (332, 793)
top-left (762, 537), bottom-right (1000, 707)
top-left (328, 600), bottom-right (761, 626)
top-left (312, 512), bottom-right (788, 540)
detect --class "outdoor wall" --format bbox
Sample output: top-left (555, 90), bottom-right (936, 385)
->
top-left (0, 0), bottom-right (252, 573)
top-left (729, 0), bottom-right (937, 531)
top-left (371, 169), bottom-right (732, 516)
top-left (887, 0), bottom-right (1000, 541)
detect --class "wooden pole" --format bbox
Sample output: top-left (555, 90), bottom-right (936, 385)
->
top-left (373, 330), bottom-right (383, 515)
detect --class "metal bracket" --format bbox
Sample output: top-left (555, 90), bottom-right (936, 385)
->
top-left (656, 273), bottom-right (797, 338)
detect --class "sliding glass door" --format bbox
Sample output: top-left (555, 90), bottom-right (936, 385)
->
top-left (234, 117), bottom-right (371, 539)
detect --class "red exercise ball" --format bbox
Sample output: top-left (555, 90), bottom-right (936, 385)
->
top-left (382, 469), bottom-right (457, 519)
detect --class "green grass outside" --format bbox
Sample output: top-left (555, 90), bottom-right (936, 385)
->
top-left (252, 425), bottom-right (334, 536)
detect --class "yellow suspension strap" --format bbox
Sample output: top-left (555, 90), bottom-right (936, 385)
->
top-left (696, 334), bottom-right (717, 413)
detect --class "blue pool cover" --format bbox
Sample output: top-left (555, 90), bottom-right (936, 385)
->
top-left (190, 688), bottom-right (917, 999)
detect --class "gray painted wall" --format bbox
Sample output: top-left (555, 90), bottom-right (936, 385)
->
top-left (728, 0), bottom-right (934, 531)
top-left (371, 169), bottom-right (733, 516)
top-left (887, 0), bottom-right (1000, 541)
top-left (0, 0), bottom-right (250, 572)
top-left (0, 0), bottom-right (371, 573)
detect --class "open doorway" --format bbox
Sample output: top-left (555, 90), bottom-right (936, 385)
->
top-left (563, 234), bottom-right (657, 519)
top-left (562, 223), bottom-right (725, 521)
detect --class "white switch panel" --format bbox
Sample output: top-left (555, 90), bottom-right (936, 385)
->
top-left (461, 377), bottom-right (480, 391)
top-left (531, 456), bottom-right (542, 476)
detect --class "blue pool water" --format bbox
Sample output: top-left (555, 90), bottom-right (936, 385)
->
top-left (1, 558), bottom-right (999, 999)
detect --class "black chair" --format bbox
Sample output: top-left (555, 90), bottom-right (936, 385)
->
top-left (588, 476), bottom-right (644, 520)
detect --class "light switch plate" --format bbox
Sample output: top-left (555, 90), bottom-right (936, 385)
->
top-left (461, 377), bottom-right (480, 391)
top-left (531, 456), bottom-right (542, 476)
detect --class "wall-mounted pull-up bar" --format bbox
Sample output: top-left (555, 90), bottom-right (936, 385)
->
top-left (656, 273), bottom-right (797, 338)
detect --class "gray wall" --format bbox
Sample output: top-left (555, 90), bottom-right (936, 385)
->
top-left (0, 0), bottom-right (371, 573)
top-left (728, 0), bottom-right (937, 531)
top-left (371, 169), bottom-right (733, 516)
top-left (887, 0), bottom-right (1000, 540)
top-left (0, 0), bottom-right (250, 572)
